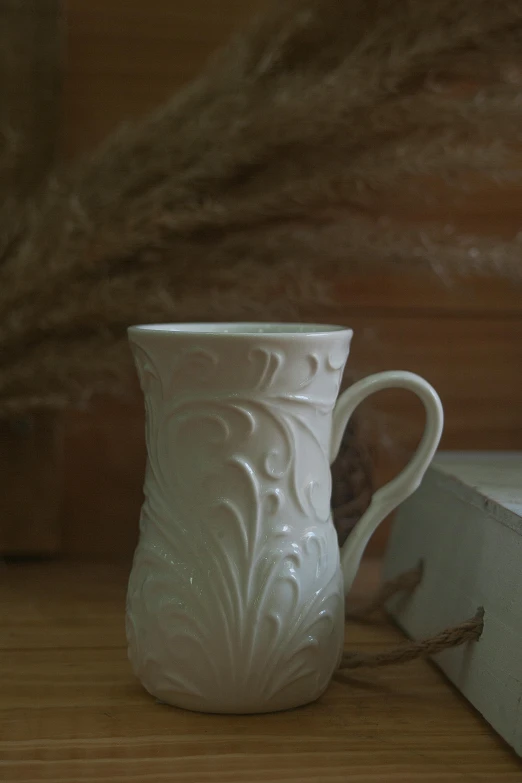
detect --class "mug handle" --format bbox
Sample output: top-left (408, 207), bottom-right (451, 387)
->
top-left (330, 371), bottom-right (444, 595)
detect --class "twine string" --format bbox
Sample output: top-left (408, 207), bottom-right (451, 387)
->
top-left (339, 563), bottom-right (484, 672)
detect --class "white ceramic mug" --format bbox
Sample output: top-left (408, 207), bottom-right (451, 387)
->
top-left (126, 323), bottom-right (443, 713)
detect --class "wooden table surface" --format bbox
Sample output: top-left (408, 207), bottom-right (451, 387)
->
top-left (1, 561), bottom-right (520, 782)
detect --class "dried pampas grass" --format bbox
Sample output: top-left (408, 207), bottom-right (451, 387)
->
top-left (2, 0), bottom-right (522, 414)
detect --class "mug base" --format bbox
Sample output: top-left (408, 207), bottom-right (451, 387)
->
top-left (143, 682), bottom-right (329, 715)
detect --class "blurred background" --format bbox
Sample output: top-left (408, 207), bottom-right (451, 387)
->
top-left (2, 0), bottom-right (522, 563)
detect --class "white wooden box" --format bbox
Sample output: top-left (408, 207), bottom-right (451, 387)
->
top-left (383, 452), bottom-right (522, 756)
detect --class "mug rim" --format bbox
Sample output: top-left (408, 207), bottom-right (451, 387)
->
top-left (128, 322), bottom-right (354, 338)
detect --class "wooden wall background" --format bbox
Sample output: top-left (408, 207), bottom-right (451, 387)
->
top-left (2, 0), bottom-right (522, 557)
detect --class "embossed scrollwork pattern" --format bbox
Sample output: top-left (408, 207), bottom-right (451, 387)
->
top-left (126, 338), bottom-right (348, 713)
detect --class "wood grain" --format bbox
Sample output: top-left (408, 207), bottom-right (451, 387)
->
top-left (0, 561), bottom-right (519, 782)
top-left (0, 0), bottom-right (62, 196)
top-left (331, 269), bottom-right (522, 315)
top-left (63, 0), bottom-right (264, 158)
top-left (0, 413), bottom-right (63, 555)
top-left (0, 1), bottom-right (63, 556)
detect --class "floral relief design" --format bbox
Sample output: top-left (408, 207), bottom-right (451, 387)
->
top-left (126, 339), bottom-right (347, 713)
